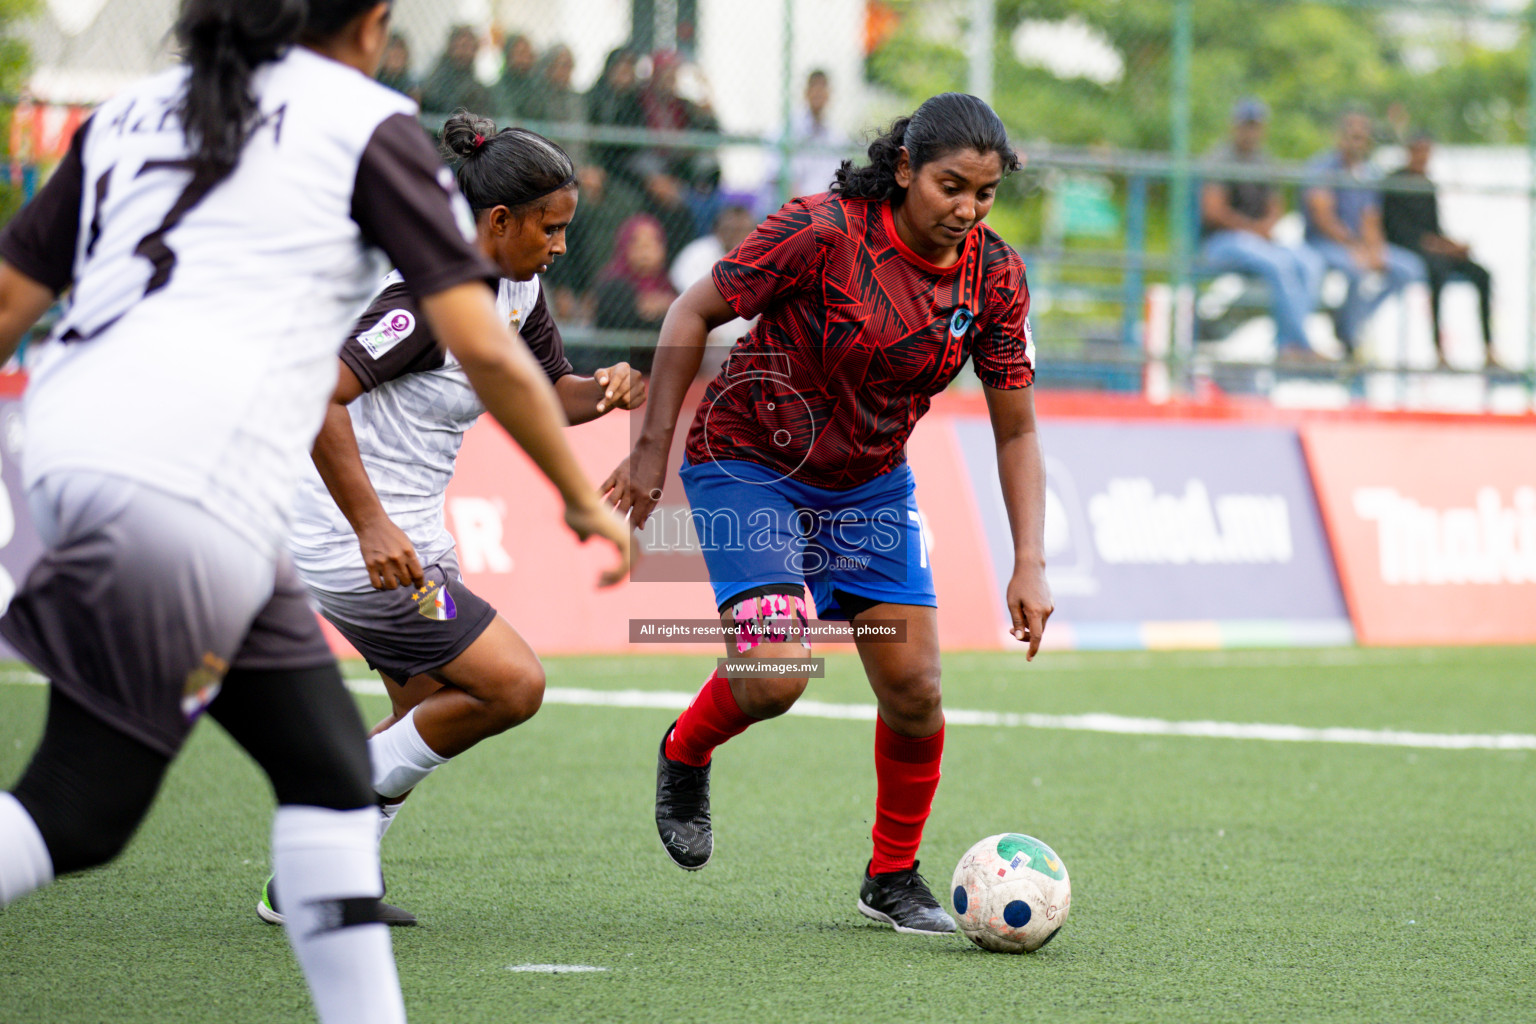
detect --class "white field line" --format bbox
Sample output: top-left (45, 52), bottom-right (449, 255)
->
top-left (528, 686), bottom-right (1536, 752)
top-left (473, 646), bottom-right (1513, 675)
top-left (505, 964), bottom-right (608, 974)
top-left (3, 670), bottom-right (1531, 752)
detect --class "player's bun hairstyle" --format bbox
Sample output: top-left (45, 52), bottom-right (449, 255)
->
top-left (176, 0), bottom-right (381, 178)
top-left (832, 92), bottom-right (1020, 204)
top-left (441, 110), bottom-right (577, 215)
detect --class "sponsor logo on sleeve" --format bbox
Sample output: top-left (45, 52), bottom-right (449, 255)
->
top-left (1023, 315), bottom-right (1036, 366)
top-left (357, 309), bottom-right (415, 359)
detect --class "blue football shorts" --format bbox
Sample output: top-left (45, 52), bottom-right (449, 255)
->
top-left (678, 458), bottom-right (937, 619)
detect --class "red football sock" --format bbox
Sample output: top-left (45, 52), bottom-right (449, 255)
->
top-left (869, 715), bottom-right (944, 875)
top-left (664, 669), bottom-right (757, 767)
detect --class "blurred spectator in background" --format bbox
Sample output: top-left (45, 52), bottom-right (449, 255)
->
top-left (642, 51), bottom-right (720, 178)
top-left (376, 32), bottom-right (419, 102)
top-left (681, 152), bottom-right (725, 239)
top-left (545, 164), bottom-right (642, 324)
top-left (1378, 100), bottom-right (1412, 148)
top-left (670, 204), bottom-right (757, 363)
top-left (587, 48), bottom-right (647, 185)
top-left (1303, 111), bottom-right (1424, 356)
top-left (586, 214), bottom-right (678, 373)
top-left (522, 44), bottom-right (585, 126)
top-left (1382, 132), bottom-right (1496, 368)
top-left (421, 25), bottom-right (494, 115)
top-left (1199, 98), bottom-right (1322, 361)
top-left (775, 69), bottom-right (849, 199)
top-left (670, 204), bottom-right (755, 293)
top-left (495, 33), bottom-right (539, 119)
top-left (630, 152), bottom-right (701, 262)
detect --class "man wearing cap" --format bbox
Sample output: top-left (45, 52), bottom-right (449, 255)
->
top-left (1199, 98), bottom-right (1324, 360)
top-left (1302, 110), bottom-right (1425, 357)
top-left (1382, 132), bottom-right (1496, 368)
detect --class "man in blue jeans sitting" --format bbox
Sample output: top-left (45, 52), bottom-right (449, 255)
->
top-left (1200, 98), bottom-right (1324, 361)
top-left (1303, 110), bottom-right (1426, 357)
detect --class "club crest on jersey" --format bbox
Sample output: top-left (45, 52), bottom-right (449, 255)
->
top-left (358, 309), bottom-right (415, 359)
top-left (180, 651), bottom-right (229, 721)
top-left (948, 306), bottom-right (975, 338)
top-left (412, 579), bottom-right (457, 621)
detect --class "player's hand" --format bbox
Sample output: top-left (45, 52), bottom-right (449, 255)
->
top-left (563, 497), bottom-right (635, 588)
top-left (1005, 562), bottom-right (1054, 661)
top-left (359, 519), bottom-right (425, 591)
top-left (602, 438), bottom-right (668, 526)
top-left (594, 362), bottom-right (647, 414)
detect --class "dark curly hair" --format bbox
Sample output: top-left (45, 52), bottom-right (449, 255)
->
top-left (832, 93), bottom-right (1019, 204)
top-left (440, 110), bottom-right (576, 215)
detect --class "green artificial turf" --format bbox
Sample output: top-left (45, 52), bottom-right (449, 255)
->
top-left (1, 647), bottom-right (1532, 1023)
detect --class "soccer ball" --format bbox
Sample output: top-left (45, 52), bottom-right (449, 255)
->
top-left (950, 833), bottom-right (1071, 953)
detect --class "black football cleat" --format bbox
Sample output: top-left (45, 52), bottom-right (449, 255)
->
top-left (257, 875), bottom-right (417, 927)
top-left (857, 861), bottom-right (957, 935)
top-left (654, 721), bottom-right (713, 870)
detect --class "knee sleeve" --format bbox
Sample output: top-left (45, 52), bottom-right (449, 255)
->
top-left (722, 588), bottom-right (810, 655)
top-left (208, 665), bottom-right (374, 811)
top-left (12, 689), bottom-right (170, 875)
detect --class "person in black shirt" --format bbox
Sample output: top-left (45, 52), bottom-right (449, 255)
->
top-left (1382, 133), bottom-right (1495, 367)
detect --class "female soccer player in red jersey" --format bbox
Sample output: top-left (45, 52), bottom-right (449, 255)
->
top-left (605, 92), bottom-right (1052, 934)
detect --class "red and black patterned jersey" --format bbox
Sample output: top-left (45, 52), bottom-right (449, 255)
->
top-left (684, 192), bottom-right (1034, 491)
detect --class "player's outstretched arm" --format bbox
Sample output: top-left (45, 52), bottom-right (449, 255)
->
top-left (311, 362), bottom-right (426, 591)
top-left (602, 277), bottom-right (735, 526)
top-left (554, 361), bottom-right (647, 425)
top-left (421, 281), bottom-right (632, 587)
top-left (0, 265), bottom-right (59, 366)
top-left (984, 382), bottom-right (1054, 660)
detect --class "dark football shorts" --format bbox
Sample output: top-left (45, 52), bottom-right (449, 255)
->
top-left (308, 558), bottom-right (496, 685)
top-left (0, 473), bottom-right (336, 758)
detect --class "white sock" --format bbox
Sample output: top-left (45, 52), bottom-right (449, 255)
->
top-left (271, 806), bottom-right (406, 1024)
top-left (368, 707), bottom-right (449, 800)
top-left (0, 793), bottom-right (55, 906)
top-left (377, 798), bottom-right (406, 845)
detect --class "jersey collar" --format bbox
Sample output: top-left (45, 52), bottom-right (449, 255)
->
top-left (881, 200), bottom-right (967, 275)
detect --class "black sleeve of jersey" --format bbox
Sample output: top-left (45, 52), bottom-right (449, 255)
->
top-left (521, 284), bottom-right (572, 383)
top-left (350, 113), bottom-right (499, 300)
top-left (338, 282), bottom-right (447, 391)
top-left (0, 116), bottom-right (91, 295)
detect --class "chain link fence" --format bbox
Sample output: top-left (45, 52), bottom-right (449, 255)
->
top-left (3, 0), bottom-right (1533, 410)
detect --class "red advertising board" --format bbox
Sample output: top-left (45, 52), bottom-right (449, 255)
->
top-left (320, 407), bottom-right (1002, 658)
top-left (1301, 421), bottom-right (1536, 646)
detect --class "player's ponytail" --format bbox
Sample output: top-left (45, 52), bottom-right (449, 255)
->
top-left (175, 0), bottom-right (307, 176)
top-left (832, 92), bottom-right (1019, 205)
top-left (442, 110), bottom-right (577, 216)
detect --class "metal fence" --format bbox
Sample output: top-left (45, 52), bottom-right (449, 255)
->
top-left (4, 0), bottom-right (1534, 410)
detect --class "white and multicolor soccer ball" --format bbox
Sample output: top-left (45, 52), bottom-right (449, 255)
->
top-left (951, 833), bottom-right (1071, 953)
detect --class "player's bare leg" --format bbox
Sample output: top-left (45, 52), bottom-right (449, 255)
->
top-left (852, 602), bottom-right (955, 935)
top-left (266, 622), bottom-right (542, 929)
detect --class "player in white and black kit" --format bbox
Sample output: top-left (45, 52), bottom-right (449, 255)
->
top-left (0, 4), bottom-right (629, 1023)
top-left (257, 112), bottom-right (645, 926)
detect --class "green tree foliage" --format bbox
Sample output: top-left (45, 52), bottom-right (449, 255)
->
top-left (867, 0), bottom-right (1531, 159)
top-left (0, 0), bottom-right (39, 220)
